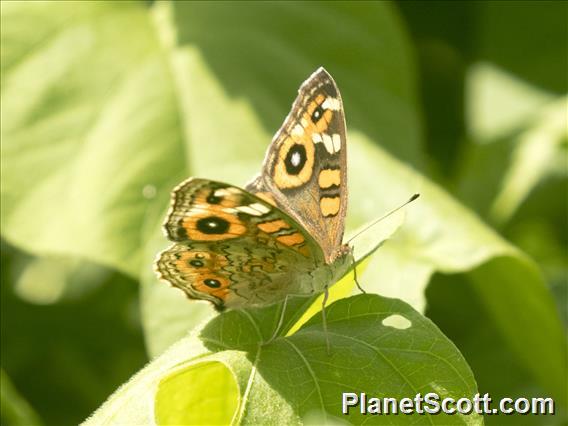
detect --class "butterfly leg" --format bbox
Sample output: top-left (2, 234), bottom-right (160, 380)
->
top-left (351, 247), bottom-right (366, 293)
top-left (321, 286), bottom-right (331, 355)
top-left (264, 289), bottom-right (321, 344)
top-left (265, 295), bottom-right (291, 344)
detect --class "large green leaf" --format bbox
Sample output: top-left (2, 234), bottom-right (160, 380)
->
top-left (1, 1), bottom-right (422, 278)
top-left (1, 1), bottom-right (184, 276)
top-left (85, 294), bottom-right (480, 425)
top-left (345, 132), bottom-right (566, 404)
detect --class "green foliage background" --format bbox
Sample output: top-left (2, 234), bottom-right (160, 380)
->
top-left (1, 1), bottom-right (566, 425)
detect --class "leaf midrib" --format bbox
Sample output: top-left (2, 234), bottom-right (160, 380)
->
top-left (284, 339), bottom-right (327, 420)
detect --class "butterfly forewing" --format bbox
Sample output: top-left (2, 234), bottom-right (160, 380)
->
top-left (247, 67), bottom-right (348, 264)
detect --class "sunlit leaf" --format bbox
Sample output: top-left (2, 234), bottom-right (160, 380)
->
top-left (1, 1), bottom-right (184, 276)
top-left (489, 98), bottom-right (567, 223)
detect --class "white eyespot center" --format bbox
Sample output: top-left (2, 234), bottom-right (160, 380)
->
top-left (291, 151), bottom-right (301, 167)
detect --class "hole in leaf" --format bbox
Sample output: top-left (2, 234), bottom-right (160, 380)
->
top-left (382, 314), bottom-right (412, 329)
top-left (155, 361), bottom-right (239, 425)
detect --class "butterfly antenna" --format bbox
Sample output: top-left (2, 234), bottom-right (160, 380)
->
top-left (346, 194), bottom-right (420, 244)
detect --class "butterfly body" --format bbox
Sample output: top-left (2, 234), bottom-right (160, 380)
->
top-left (156, 68), bottom-right (351, 311)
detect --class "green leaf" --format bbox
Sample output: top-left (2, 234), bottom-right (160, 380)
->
top-left (0, 0), bottom-right (421, 278)
top-left (13, 256), bottom-right (110, 305)
top-left (83, 334), bottom-right (211, 426)
top-left (0, 243), bottom-right (148, 425)
top-left (85, 294), bottom-right (481, 425)
top-left (488, 97), bottom-right (566, 224)
top-left (460, 63), bottom-right (567, 224)
top-left (426, 273), bottom-right (561, 426)
top-left (474, 1), bottom-right (567, 94)
top-left (345, 132), bottom-right (566, 404)
top-left (0, 369), bottom-right (42, 426)
top-left (465, 63), bottom-right (555, 142)
top-left (1, 1), bottom-right (184, 276)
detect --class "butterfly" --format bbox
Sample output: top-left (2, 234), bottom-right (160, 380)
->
top-left (156, 68), bottom-right (358, 344)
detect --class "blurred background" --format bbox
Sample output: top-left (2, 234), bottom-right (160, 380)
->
top-left (1, 1), bottom-right (566, 425)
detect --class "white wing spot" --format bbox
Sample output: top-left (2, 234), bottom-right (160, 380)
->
top-left (382, 314), bottom-right (412, 329)
top-left (292, 124), bottom-right (304, 136)
top-left (322, 97), bottom-right (340, 111)
top-left (215, 188), bottom-right (240, 197)
top-left (236, 205), bottom-right (262, 216)
top-left (249, 203), bottom-right (270, 214)
top-left (332, 134), bottom-right (341, 152)
top-left (235, 202), bottom-right (271, 216)
top-left (322, 133), bottom-right (334, 154)
top-left (312, 133), bottom-right (323, 143)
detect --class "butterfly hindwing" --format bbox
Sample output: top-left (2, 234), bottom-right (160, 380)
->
top-left (247, 67), bottom-right (348, 263)
top-left (156, 178), bottom-right (325, 308)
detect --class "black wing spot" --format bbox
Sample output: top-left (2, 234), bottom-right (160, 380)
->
top-left (175, 223), bottom-right (187, 239)
top-left (206, 191), bottom-right (223, 204)
top-left (204, 278), bottom-right (221, 288)
top-left (196, 216), bottom-right (230, 234)
top-left (284, 144), bottom-right (306, 175)
top-left (311, 104), bottom-right (324, 123)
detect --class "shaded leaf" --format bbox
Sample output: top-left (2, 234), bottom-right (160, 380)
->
top-left (475, 1), bottom-right (568, 93)
top-left (0, 243), bottom-right (147, 426)
top-left (0, 370), bottom-right (42, 426)
top-left (86, 294), bottom-right (480, 425)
